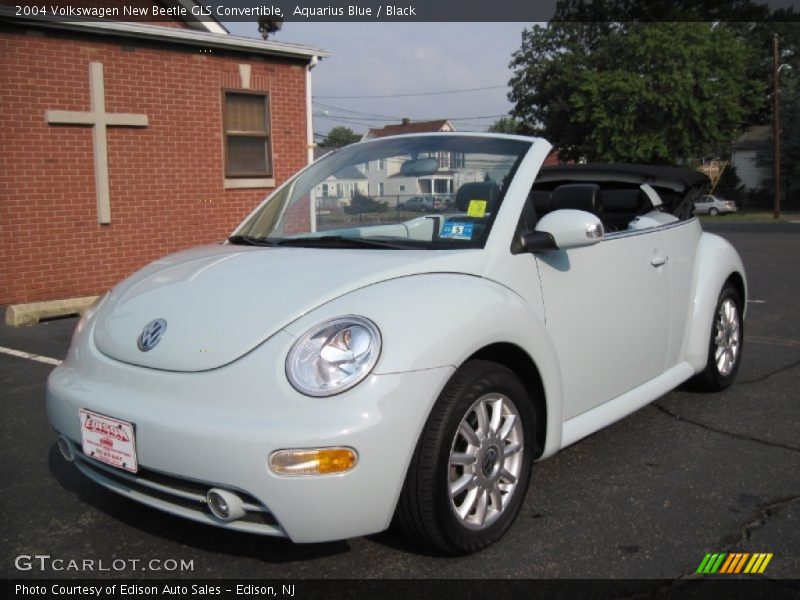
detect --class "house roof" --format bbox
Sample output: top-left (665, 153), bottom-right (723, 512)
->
top-left (331, 166), bottom-right (367, 180)
top-left (365, 119), bottom-right (455, 139)
top-left (733, 125), bottom-right (770, 151)
top-left (0, 6), bottom-right (329, 62)
top-left (167, 0), bottom-right (228, 34)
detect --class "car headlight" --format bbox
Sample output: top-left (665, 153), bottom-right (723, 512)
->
top-left (286, 315), bottom-right (381, 397)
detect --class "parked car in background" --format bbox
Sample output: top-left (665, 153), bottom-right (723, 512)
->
top-left (47, 134), bottom-right (747, 555)
top-left (399, 195), bottom-right (443, 212)
top-left (694, 194), bottom-right (738, 216)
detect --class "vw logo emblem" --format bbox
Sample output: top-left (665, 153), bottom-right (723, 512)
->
top-left (137, 318), bottom-right (167, 352)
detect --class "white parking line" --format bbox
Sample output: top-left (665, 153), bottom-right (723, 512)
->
top-left (0, 345), bottom-right (62, 366)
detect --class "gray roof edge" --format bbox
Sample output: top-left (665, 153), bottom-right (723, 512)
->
top-left (0, 9), bottom-right (330, 61)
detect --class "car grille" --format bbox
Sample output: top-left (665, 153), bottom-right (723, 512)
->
top-left (71, 445), bottom-right (283, 535)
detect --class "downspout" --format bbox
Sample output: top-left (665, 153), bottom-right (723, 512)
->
top-left (307, 55), bottom-right (318, 231)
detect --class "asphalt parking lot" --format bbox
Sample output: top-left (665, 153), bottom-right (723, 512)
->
top-left (1, 222), bottom-right (798, 584)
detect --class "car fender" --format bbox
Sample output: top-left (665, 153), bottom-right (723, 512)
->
top-left (685, 232), bottom-right (747, 372)
top-left (283, 273), bottom-right (565, 459)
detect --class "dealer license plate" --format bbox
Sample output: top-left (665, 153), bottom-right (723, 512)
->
top-left (79, 409), bottom-right (138, 473)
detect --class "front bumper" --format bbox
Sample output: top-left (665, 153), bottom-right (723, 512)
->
top-left (46, 327), bottom-right (453, 543)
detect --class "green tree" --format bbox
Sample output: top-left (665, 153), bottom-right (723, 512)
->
top-left (509, 21), bottom-right (763, 164)
top-left (344, 189), bottom-right (387, 214)
top-left (320, 126), bottom-right (361, 148)
top-left (487, 117), bottom-right (521, 134)
top-left (755, 72), bottom-right (800, 210)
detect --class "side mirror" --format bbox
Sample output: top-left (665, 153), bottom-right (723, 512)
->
top-left (513, 209), bottom-right (605, 254)
top-left (533, 209), bottom-right (603, 250)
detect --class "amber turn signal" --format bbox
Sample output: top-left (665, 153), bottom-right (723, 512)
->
top-left (269, 447), bottom-right (358, 475)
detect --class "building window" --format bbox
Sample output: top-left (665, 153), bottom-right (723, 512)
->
top-left (224, 91), bottom-right (271, 177)
top-left (399, 185), bottom-right (406, 192)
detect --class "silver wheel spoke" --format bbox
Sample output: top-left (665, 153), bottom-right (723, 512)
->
top-left (459, 421), bottom-right (480, 447)
top-left (457, 487), bottom-right (479, 519)
top-left (490, 486), bottom-right (503, 511)
top-left (488, 398), bottom-right (503, 433)
top-left (450, 452), bottom-right (476, 467)
top-left (503, 441), bottom-right (522, 457)
top-left (498, 414), bottom-right (517, 440)
top-left (500, 468), bottom-right (518, 485)
top-left (473, 488), bottom-right (489, 526)
top-left (475, 401), bottom-right (489, 437)
top-left (451, 473), bottom-right (477, 497)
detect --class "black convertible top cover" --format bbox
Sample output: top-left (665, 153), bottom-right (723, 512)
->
top-left (537, 163), bottom-right (709, 193)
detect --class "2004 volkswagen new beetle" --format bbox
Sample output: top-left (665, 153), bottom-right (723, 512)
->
top-left (47, 133), bottom-right (746, 554)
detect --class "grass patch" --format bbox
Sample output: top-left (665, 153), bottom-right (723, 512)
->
top-left (700, 211), bottom-right (800, 223)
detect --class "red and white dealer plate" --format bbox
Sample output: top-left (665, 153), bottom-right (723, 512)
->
top-left (79, 409), bottom-right (138, 473)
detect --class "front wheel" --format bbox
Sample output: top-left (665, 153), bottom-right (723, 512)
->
top-left (709, 207), bottom-right (719, 216)
top-left (690, 284), bottom-right (744, 391)
top-left (394, 360), bottom-right (536, 554)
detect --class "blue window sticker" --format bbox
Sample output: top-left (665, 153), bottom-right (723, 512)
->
top-left (441, 221), bottom-right (474, 240)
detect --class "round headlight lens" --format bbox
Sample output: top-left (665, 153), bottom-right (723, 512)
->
top-left (286, 316), bottom-right (381, 397)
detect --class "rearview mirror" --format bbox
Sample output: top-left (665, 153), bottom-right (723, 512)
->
top-left (532, 209), bottom-right (604, 251)
top-left (400, 157), bottom-right (439, 177)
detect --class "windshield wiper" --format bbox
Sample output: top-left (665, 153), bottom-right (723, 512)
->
top-left (227, 234), bottom-right (277, 246)
top-left (276, 235), bottom-right (411, 250)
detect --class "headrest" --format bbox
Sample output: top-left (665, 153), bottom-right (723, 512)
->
top-left (455, 181), bottom-right (500, 213)
top-left (550, 184), bottom-right (601, 213)
top-left (530, 190), bottom-right (551, 214)
top-left (602, 189), bottom-right (641, 212)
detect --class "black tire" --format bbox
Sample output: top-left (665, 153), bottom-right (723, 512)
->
top-left (689, 284), bottom-right (744, 392)
top-left (394, 360), bottom-right (536, 554)
top-left (709, 207), bottom-right (719, 216)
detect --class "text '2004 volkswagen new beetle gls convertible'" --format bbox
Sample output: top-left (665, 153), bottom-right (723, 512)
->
top-left (47, 133), bottom-right (746, 554)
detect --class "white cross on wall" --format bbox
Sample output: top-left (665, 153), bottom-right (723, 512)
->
top-left (45, 62), bottom-right (148, 224)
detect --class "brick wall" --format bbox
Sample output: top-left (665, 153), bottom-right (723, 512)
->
top-left (0, 26), bottom-right (309, 305)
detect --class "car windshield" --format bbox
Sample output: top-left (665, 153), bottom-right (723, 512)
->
top-left (232, 135), bottom-right (531, 249)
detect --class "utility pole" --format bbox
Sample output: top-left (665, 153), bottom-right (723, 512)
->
top-left (773, 33), bottom-right (781, 220)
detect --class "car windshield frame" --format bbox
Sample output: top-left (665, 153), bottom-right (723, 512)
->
top-left (231, 134), bottom-right (532, 250)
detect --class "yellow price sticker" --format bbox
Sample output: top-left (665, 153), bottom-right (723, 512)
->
top-left (467, 200), bottom-right (487, 218)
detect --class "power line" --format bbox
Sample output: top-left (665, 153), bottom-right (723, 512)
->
top-left (314, 84), bottom-right (507, 100)
top-left (314, 101), bottom-right (402, 121)
top-left (317, 112), bottom-right (510, 123)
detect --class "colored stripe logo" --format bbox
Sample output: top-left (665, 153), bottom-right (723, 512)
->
top-left (696, 553), bottom-right (773, 574)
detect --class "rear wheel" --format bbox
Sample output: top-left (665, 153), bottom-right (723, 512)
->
top-left (709, 207), bottom-right (719, 216)
top-left (394, 360), bottom-right (535, 554)
top-left (690, 284), bottom-right (743, 391)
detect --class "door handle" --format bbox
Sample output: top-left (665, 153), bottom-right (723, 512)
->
top-left (651, 251), bottom-right (668, 267)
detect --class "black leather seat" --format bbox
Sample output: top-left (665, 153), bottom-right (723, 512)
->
top-left (602, 189), bottom-right (646, 230)
top-left (549, 184), bottom-right (602, 214)
top-left (454, 181), bottom-right (501, 213)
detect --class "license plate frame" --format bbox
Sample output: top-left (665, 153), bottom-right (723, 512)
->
top-left (79, 409), bottom-right (138, 473)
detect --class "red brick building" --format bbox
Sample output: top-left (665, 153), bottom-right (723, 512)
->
top-left (0, 3), bottom-right (328, 321)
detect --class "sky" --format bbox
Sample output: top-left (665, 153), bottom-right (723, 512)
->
top-left (226, 22), bottom-right (532, 137)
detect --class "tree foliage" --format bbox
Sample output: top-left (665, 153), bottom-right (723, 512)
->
top-left (509, 21), bottom-right (764, 164)
top-left (344, 189), bottom-right (387, 214)
top-left (755, 72), bottom-right (800, 209)
top-left (321, 126), bottom-right (361, 148)
top-left (487, 117), bottom-right (521, 134)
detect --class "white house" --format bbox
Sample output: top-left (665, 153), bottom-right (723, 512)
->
top-left (731, 125), bottom-right (770, 191)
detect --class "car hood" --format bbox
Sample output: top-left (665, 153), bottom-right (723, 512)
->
top-left (93, 244), bottom-right (485, 372)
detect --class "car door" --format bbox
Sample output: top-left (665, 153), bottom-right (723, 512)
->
top-left (536, 227), bottom-right (671, 420)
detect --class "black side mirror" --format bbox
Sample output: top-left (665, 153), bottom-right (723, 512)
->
top-left (511, 231), bottom-right (557, 255)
